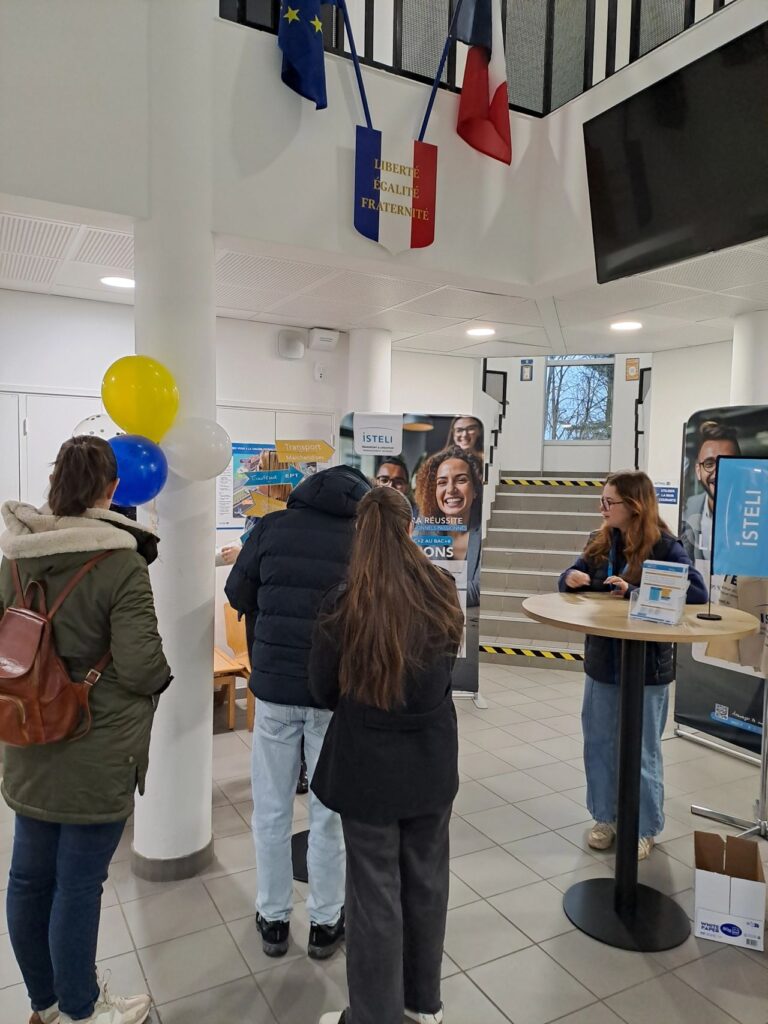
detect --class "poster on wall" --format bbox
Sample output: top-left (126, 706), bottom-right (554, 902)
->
top-left (340, 411), bottom-right (484, 693)
top-left (675, 407), bottom-right (768, 754)
top-left (216, 441), bottom-right (329, 532)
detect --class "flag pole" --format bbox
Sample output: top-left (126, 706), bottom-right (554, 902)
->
top-left (337, 0), bottom-right (374, 130)
top-left (418, 0), bottom-right (468, 142)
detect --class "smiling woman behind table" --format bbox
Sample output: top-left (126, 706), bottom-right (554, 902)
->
top-left (559, 470), bottom-right (707, 860)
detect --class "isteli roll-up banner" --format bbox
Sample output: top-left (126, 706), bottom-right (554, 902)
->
top-left (340, 412), bottom-right (484, 694)
top-left (675, 407), bottom-right (768, 753)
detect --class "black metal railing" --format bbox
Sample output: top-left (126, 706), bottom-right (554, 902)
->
top-left (221, 0), bottom-right (731, 117)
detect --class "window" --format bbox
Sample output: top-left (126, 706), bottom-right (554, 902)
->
top-left (544, 356), bottom-right (614, 441)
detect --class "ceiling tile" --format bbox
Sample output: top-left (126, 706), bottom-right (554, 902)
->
top-left (303, 270), bottom-right (435, 308)
top-left (450, 337), bottom-right (554, 358)
top-left (649, 292), bottom-right (763, 322)
top-left (215, 284), bottom-right (276, 312)
top-left (267, 294), bottom-right (372, 326)
top-left (215, 251), bottom-right (333, 293)
top-left (481, 297), bottom-right (542, 325)
top-left (555, 279), bottom-right (701, 325)
top-left (643, 247), bottom-right (768, 291)
top-left (721, 283), bottom-right (768, 303)
top-left (74, 229), bottom-right (134, 270)
top-left (744, 236), bottom-right (768, 255)
top-left (0, 214), bottom-right (78, 260)
top-left (351, 309), bottom-right (468, 340)
top-left (398, 287), bottom-right (506, 318)
top-left (392, 332), bottom-right (483, 353)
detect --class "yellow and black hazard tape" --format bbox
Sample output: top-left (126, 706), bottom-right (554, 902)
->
top-left (500, 478), bottom-right (604, 488)
top-left (481, 644), bottom-right (585, 661)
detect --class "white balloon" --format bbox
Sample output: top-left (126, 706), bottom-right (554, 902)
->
top-left (162, 418), bottom-right (232, 481)
top-left (73, 413), bottom-right (124, 439)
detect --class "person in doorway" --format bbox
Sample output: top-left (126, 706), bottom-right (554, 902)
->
top-left (225, 465), bottom-right (371, 960)
top-left (1, 435), bottom-right (171, 1024)
top-left (681, 419), bottom-right (741, 563)
top-left (559, 470), bottom-right (707, 860)
top-left (444, 415), bottom-right (484, 462)
top-left (311, 486), bottom-right (463, 1024)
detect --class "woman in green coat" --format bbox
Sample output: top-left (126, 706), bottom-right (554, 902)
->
top-left (0, 435), bottom-right (171, 1024)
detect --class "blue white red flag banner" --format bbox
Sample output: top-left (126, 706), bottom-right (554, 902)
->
top-left (354, 126), bottom-right (438, 254)
top-left (455, 0), bottom-right (512, 164)
top-left (712, 457), bottom-right (768, 577)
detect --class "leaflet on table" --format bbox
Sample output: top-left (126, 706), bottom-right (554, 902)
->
top-left (629, 560), bottom-right (689, 625)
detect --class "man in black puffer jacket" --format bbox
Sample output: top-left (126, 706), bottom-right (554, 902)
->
top-left (225, 465), bottom-right (371, 962)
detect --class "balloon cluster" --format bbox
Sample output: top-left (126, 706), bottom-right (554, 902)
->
top-left (74, 356), bottom-right (232, 506)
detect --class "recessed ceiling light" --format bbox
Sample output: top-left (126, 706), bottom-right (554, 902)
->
top-left (101, 276), bottom-right (135, 289)
top-left (466, 327), bottom-right (496, 337)
top-left (610, 320), bottom-right (642, 331)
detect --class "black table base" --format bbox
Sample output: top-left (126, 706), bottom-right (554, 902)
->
top-left (291, 829), bottom-right (309, 883)
top-left (563, 878), bottom-right (690, 951)
top-left (564, 638), bottom-right (689, 952)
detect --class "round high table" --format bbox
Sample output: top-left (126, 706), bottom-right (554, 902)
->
top-left (522, 592), bottom-right (758, 952)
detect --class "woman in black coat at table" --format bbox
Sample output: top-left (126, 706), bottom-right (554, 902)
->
top-left (311, 486), bottom-right (464, 1024)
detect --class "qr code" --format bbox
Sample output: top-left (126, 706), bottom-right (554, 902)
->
top-left (714, 704), bottom-right (729, 720)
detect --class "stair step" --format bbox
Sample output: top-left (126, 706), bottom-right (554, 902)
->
top-left (483, 548), bottom-right (579, 571)
top-left (489, 510), bottom-right (600, 532)
top-left (480, 610), bottom-right (583, 645)
top-left (494, 492), bottom-right (600, 513)
top-left (485, 528), bottom-right (587, 551)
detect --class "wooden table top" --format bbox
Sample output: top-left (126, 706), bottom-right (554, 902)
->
top-left (522, 592), bottom-right (759, 644)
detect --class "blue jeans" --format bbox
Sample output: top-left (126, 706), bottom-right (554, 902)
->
top-left (6, 814), bottom-right (126, 1020)
top-left (251, 699), bottom-right (344, 925)
top-left (581, 676), bottom-right (669, 839)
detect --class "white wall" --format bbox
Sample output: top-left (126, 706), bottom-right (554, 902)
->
top-left (543, 442), bottom-right (610, 474)
top-left (487, 356), bottom-right (547, 474)
top-left (646, 340), bottom-right (733, 528)
top-left (390, 350), bottom-right (475, 417)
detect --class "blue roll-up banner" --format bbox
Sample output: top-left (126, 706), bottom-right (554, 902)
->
top-left (712, 457), bottom-right (768, 577)
top-left (340, 411), bottom-right (484, 694)
top-left (675, 409), bottom-right (768, 754)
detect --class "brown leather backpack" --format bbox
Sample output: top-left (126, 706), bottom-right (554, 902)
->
top-left (0, 552), bottom-right (113, 746)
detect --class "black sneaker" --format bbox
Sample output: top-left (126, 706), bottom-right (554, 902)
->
top-left (255, 912), bottom-right (290, 957)
top-left (308, 908), bottom-right (345, 960)
top-left (296, 760), bottom-right (309, 795)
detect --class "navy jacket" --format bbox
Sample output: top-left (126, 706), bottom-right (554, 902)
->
top-left (225, 465), bottom-right (371, 707)
top-left (558, 530), bottom-right (708, 686)
top-left (309, 582), bottom-right (459, 824)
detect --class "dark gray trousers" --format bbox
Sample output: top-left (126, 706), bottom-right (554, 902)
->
top-left (342, 805), bottom-right (451, 1024)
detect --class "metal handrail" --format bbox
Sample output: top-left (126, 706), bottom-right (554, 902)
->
top-left (223, 0), bottom-right (723, 117)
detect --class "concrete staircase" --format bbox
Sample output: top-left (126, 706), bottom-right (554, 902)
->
top-left (480, 475), bottom-right (605, 670)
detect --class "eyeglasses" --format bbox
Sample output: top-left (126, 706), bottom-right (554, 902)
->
top-left (375, 476), bottom-right (408, 491)
top-left (698, 458), bottom-right (719, 473)
top-left (600, 497), bottom-right (625, 510)
top-left (454, 426), bottom-right (477, 436)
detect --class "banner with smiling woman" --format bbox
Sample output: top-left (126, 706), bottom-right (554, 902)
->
top-left (340, 412), bottom-right (484, 694)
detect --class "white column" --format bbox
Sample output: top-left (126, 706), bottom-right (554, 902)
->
top-left (730, 311), bottom-right (768, 405)
top-left (347, 328), bottom-right (392, 413)
top-left (131, 0), bottom-right (216, 878)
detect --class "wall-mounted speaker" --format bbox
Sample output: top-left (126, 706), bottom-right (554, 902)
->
top-left (278, 329), bottom-right (306, 360)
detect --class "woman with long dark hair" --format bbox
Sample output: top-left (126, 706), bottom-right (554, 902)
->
top-left (311, 487), bottom-right (463, 1024)
top-left (1, 436), bottom-right (171, 1024)
top-left (559, 471), bottom-right (707, 860)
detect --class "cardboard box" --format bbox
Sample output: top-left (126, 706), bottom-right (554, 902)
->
top-left (694, 832), bottom-right (766, 950)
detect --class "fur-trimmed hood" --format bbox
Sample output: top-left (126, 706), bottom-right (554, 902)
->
top-left (0, 502), bottom-right (159, 563)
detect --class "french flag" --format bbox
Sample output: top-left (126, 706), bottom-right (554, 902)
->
top-left (455, 0), bottom-right (512, 165)
top-left (354, 126), bottom-right (438, 254)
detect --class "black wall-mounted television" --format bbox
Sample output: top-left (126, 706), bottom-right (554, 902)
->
top-left (584, 20), bottom-right (768, 283)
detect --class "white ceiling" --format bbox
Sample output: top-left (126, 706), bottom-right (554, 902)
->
top-left (1, 210), bottom-right (767, 358)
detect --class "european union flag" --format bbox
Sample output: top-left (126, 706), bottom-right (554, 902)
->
top-left (278, 1), bottom-right (336, 110)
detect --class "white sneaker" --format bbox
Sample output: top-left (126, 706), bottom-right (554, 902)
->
top-left (405, 1008), bottom-right (444, 1023)
top-left (587, 821), bottom-right (616, 850)
top-left (60, 978), bottom-right (151, 1024)
top-left (638, 836), bottom-right (655, 860)
top-left (30, 1007), bottom-right (59, 1024)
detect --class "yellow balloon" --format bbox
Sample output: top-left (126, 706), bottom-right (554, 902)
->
top-left (101, 356), bottom-right (180, 443)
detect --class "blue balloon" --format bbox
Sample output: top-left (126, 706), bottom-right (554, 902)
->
top-left (110, 434), bottom-right (168, 506)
